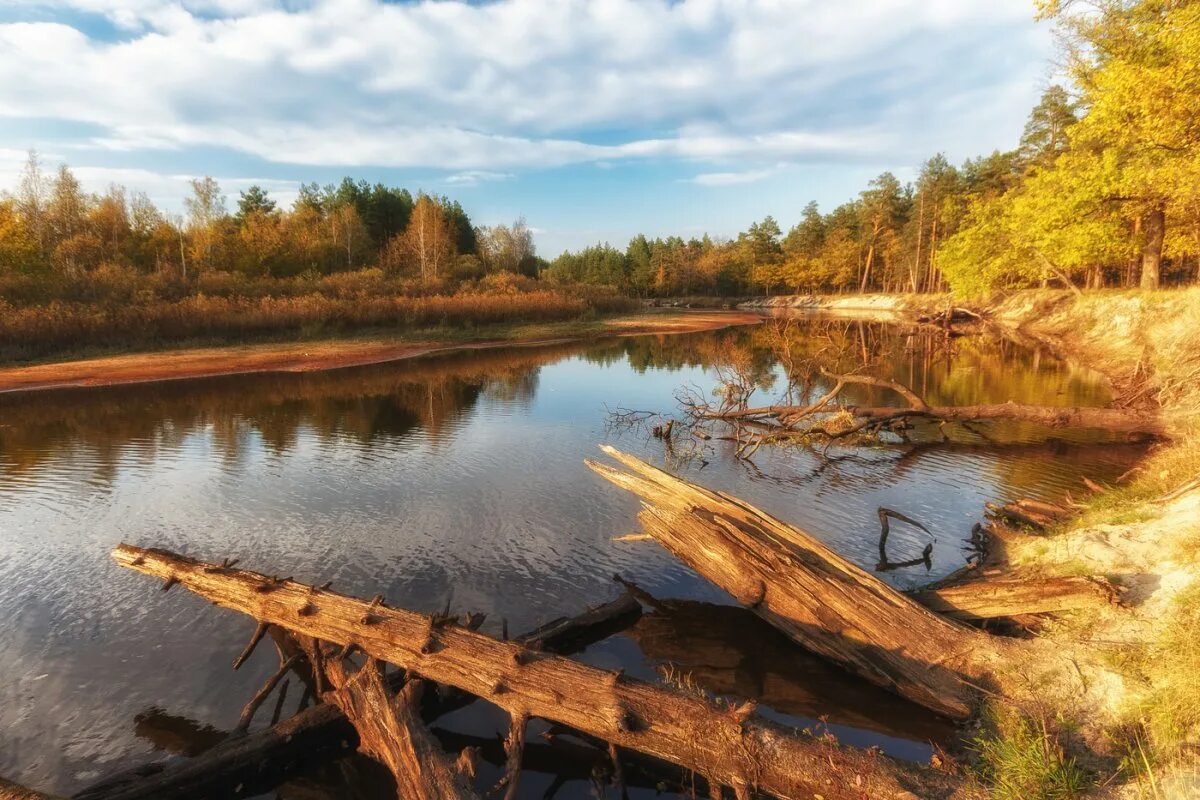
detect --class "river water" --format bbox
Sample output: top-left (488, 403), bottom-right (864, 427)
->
top-left (0, 315), bottom-right (1149, 798)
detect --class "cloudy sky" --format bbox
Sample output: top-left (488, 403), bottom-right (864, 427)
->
top-left (0, 0), bottom-right (1054, 255)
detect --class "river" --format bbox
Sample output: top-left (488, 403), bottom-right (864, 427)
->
top-left (0, 314), bottom-right (1149, 798)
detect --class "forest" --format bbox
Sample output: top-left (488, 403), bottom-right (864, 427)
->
top-left (0, 0), bottom-right (1197, 359)
top-left (547, 0), bottom-right (1200, 297)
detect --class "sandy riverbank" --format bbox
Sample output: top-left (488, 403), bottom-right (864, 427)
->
top-left (0, 310), bottom-right (764, 395)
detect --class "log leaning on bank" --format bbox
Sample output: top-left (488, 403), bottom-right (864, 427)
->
top-left (587, 445), bottom-right (1010, 720)
top-left (112, 544), bottom-right (967, 800)
top-left (909, 575), bottom-right (1119, 622)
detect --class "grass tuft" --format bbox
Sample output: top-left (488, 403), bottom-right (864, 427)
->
top-left (971, 704), bottom-right (1091, 800)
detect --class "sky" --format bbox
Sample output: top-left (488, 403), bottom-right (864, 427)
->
top-left (0, 0), bottom-right (1056, 256)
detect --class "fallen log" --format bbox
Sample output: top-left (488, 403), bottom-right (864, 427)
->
top-left (587, 446), bottom-right (1007, 720)
top-left (843, 403), bottom-right (1164, 436)
top-left (909, 575), bottom-right (1119, 622)
top-left (984, 499), bottom-right (1071, 532)
top-left (112, 544), bottom-right (968, 800)
top-left (75, 595), bottom-right (641, 800)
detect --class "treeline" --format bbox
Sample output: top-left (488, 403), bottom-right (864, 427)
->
top-left (547, 0), bottom-right (1200, 296)
top-left (0, 163), bottom-right (545, 288)
top-left (0, 163), bottom-right (640, 361)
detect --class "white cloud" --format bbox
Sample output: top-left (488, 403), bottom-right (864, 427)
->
top-left (445, 170), bottom-right (515, 186)
top-left (0, 0), bottom-right (1052, 174)
top-left (688, 167), bottom-right (777, 187)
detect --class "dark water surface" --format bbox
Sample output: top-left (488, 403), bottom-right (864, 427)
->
top-left (0, 316), bottom-right (1148, 798)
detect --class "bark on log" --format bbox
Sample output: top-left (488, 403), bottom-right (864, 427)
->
top-left (587, 446), bottom-right (1005, 720)
top-left (112, 544), bottom-right (968, 800)
top-left (0, 778), bottom-right (63, 800)
top-left (75, 595), bottom-right (641, 800)
top-left (322, 662), bottom-right (478, 800)
top-left (910, 575), bottom-right (1118, 621)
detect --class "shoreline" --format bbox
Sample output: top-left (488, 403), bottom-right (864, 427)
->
top-left (0, 310), bottom-right (764, 396)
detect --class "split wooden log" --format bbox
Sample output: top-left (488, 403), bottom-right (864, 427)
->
top-left (322, 659), bottom-right (479, 800)
top-left (112, 544), bottom-right (969, 800)
top-left (586, 445), bottom-right (1007, 720)
top-left (75, 595), bottom-right (641, 800)
top-left (909, 575), bottom-right (1119, 622)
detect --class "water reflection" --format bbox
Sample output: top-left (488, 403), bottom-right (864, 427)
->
top-left (0, 319), bottom-right (1149, 797)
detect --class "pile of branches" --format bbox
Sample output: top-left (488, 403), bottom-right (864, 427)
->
top-left (665, 366), bottom-right (1165, 461)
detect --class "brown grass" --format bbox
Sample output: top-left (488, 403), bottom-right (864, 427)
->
top-left (0, 269), bottom-right (636, 362)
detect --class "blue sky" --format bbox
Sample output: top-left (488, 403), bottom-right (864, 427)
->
top-left (0, 0), bottom-right (1054, 256)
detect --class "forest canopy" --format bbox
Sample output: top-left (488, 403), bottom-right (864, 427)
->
top-left (546, 0), bottom-right (1200, 297)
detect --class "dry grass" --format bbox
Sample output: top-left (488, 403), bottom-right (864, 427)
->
top-left (1122, 582), bottom-right (1200, 769)
top-left (0, 269), bottom-right (636, 362)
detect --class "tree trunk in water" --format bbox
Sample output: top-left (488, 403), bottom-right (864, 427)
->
top-left (844, 403), bottom-right (1164, 436)
top-left (1141, 203), bottom-right (1165, 290)
top-left (112, 545), bottom-right (964, 800)
top-left (586, 446), bottom-right (1004, 720)
top-left (322, 662), bottom-right (478, 800)
top-left (75, 596), bottom-right (642, 800)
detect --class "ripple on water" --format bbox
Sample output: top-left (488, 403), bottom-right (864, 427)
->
top-left (0, 323), bottom-right (1151, 796)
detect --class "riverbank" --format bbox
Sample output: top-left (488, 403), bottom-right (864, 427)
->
top-left (0, 309), bottom-right (763, 395)
top-left (969, 290), bottom-right (1199, 799)
top-left (754, 288), bottom-right (1199, 797)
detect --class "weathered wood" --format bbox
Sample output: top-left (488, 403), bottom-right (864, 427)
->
top-left (587, 445), bottom-right (1004, 720)
top-left (75, 594), bottom-right (641, 800)
top-left (984, 499), bottom-right (1071, 532)
top-left (695, 367), bottom-right (1164, 437)
top-left (112, 544), bottom-right (968, 800)
top-left (1, 778), bottom-right (63, 800)
top-left (323, 660), bottom-right (478, 800)
top-left (910, 575), bottom-right (1118, 621)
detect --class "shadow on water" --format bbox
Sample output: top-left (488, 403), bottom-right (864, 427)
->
top-left (0, 319), bottom-right (1152, 797)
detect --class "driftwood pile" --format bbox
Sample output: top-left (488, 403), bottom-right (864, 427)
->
top-left (12, 449), bottom-right (1121, 800)
top-left (675, 366), bottom-right (1165, 459)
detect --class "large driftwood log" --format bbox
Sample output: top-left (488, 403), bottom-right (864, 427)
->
top-left (112, 544), bottom-right (969, 800)
top-left (75, 595), bottom-right (641, 800)
top-left (909, 575), bottom-right (1118, 621)
top-left (587, 446), bottom-right (1008, 720)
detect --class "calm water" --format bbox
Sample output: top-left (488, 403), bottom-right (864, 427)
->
top-left (0, 316), bottom-right (1149, 798)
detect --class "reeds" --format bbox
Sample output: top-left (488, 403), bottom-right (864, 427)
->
top-left (0, 268), bottom-right (636, 361)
